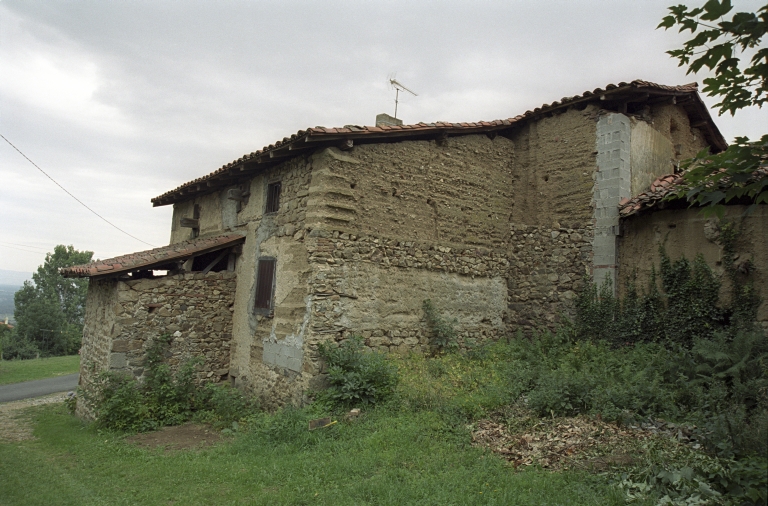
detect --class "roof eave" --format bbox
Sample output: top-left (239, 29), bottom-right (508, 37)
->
top-left (151, 80), bottom-right (728, 207)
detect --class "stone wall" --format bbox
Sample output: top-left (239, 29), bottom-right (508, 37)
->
top-left (110, 271), bottom-right (237, 381)
top-left (77, 277), bottom-right (119, 418)
top-left (77, 271), bottom-right (237, 418)
top-left (305, 231), bottom-right (509, 351)
top-left (505, 223), bottom-right (593, 331)
top-left (303, 224), bottom-right (592, 341)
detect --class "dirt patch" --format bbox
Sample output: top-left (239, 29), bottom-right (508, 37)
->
top-left (126, 423), bottom-right (223, 452)
top-left (0, 392), bottom-right (69, 443)
top-left (472, 413), bottom-right (691, 471)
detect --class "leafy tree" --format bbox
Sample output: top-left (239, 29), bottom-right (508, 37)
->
top-left (13, 245), bottom-right (92, 356)
top-left (659, 1), bottom-right (767, 213)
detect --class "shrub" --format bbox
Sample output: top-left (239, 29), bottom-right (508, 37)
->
top-left (1, 333), bottom-right (41, 360)
top-left (660, 251), bottom-right (722, 346)
top-left (87, 334), bottom-right (258, 432)
top-left (317, 335), bottom-right (398, 407)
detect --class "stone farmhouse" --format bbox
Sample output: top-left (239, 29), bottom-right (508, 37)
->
top-left (63, 79), bottom-right (765, 411)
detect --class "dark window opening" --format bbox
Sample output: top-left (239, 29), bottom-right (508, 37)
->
top-left (191, 249), bottom-right (230, 273)
top-left (254, 258), bottom-right (276, 312)
top-left (265, 182), bottom-right (281, 214)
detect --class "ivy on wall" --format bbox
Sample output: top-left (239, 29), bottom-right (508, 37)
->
top-left (576, 221), bottom-right (760, 347)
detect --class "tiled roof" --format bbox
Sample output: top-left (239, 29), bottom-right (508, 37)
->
top-left (152, 80), bottom-right (727, 207)
top-left (619, 167), bottom-right (768, 218)
top-left (60, 233), bottom-right (245, 278)
top-left (619, 173), bottom-right (687, 217)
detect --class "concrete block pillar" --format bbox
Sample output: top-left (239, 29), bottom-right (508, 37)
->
top-left (593, 114), bottom-right (632, 291)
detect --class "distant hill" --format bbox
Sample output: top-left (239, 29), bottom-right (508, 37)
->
top-left (0, 271), bottom-right (30, 323)
top-left (0, 270), bottom-right (32, 286)
top-left (0, 284), bottom-right (20, 323)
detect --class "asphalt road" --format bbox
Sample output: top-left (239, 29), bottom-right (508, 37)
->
top-left (0, 374), bottom-right (79, 403)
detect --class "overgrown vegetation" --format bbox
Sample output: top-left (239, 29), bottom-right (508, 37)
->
top-left (70, 228), bottom-right (765, 504)
top-left (83, 334), bottom-right (257, 432)
top-left (422, 298), bottom-right (458, 351)
top-left (567, 235), bottom-right (766, 503)
top-left (393, 327), bottom-right (767, 504)
top-left (316, 335), bottom-right (398, 408)
top-left (576, 239), bottom-right (759, 348)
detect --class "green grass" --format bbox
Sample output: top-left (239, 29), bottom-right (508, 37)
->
top-left (0, 355), bottom-right (80, 385)
top-left (0, 403), bottom-right (628, 506)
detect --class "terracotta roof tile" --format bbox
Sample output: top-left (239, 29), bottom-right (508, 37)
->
top-left (619, 168), bottom-right (768, 218)
top-left (152, 80), bottom-right (727, 207)
top-left (61, 233), bottom-right (245, 278)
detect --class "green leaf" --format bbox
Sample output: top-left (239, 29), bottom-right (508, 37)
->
top-left (701, 0), bottom-right (732, 21)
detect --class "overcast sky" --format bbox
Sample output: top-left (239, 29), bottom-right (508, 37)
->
top-left (1, 0), bottom-right (765, 274)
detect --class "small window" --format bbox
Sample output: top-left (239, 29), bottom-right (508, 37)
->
top-left (254, 258), bottom-right (276, 312)
top-left (265, 182), bottom-right (281, 214)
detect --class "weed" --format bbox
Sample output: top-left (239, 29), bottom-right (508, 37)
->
top-left (316, 335), bottom-right (398, 408)
top-left (422, 299), bottom-right (458, 351)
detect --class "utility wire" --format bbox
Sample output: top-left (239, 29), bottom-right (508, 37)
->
top-left (0, 242), bottom-right (50, 252)
top-left (0, 244), bottom-right (50, 255)
top-left (1, 134), bottom-right (156, 248)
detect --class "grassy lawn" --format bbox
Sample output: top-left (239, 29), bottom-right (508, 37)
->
top-left (0, 403), bottom-right (627, 506)
top-left (0, 355), bottom-right (80, 386)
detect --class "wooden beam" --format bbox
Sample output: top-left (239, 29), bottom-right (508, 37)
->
top-left (179, 218), bottom-right (199, 228)
top-left (647, 95), bottom-right (675, 105)
top-left (269, 147), bottom-right (294, 159)
top-left (202, 249), bottom-right (229, 275)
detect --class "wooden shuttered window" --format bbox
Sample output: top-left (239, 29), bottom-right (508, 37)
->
top-left (265, 182), bottom-right (281, 214)
top-left (254, 258), bottom-right (276, 311)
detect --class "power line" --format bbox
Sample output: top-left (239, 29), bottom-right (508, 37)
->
top-left (0, 242), bottom-right (51, 252)
top-left (0, 244), bottom-right (50, 255)
top-left (1, 134), bottom-right (156, 248)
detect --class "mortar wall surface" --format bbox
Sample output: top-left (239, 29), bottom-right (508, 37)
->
top-left (227, 156), bottom-right (315, 408)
